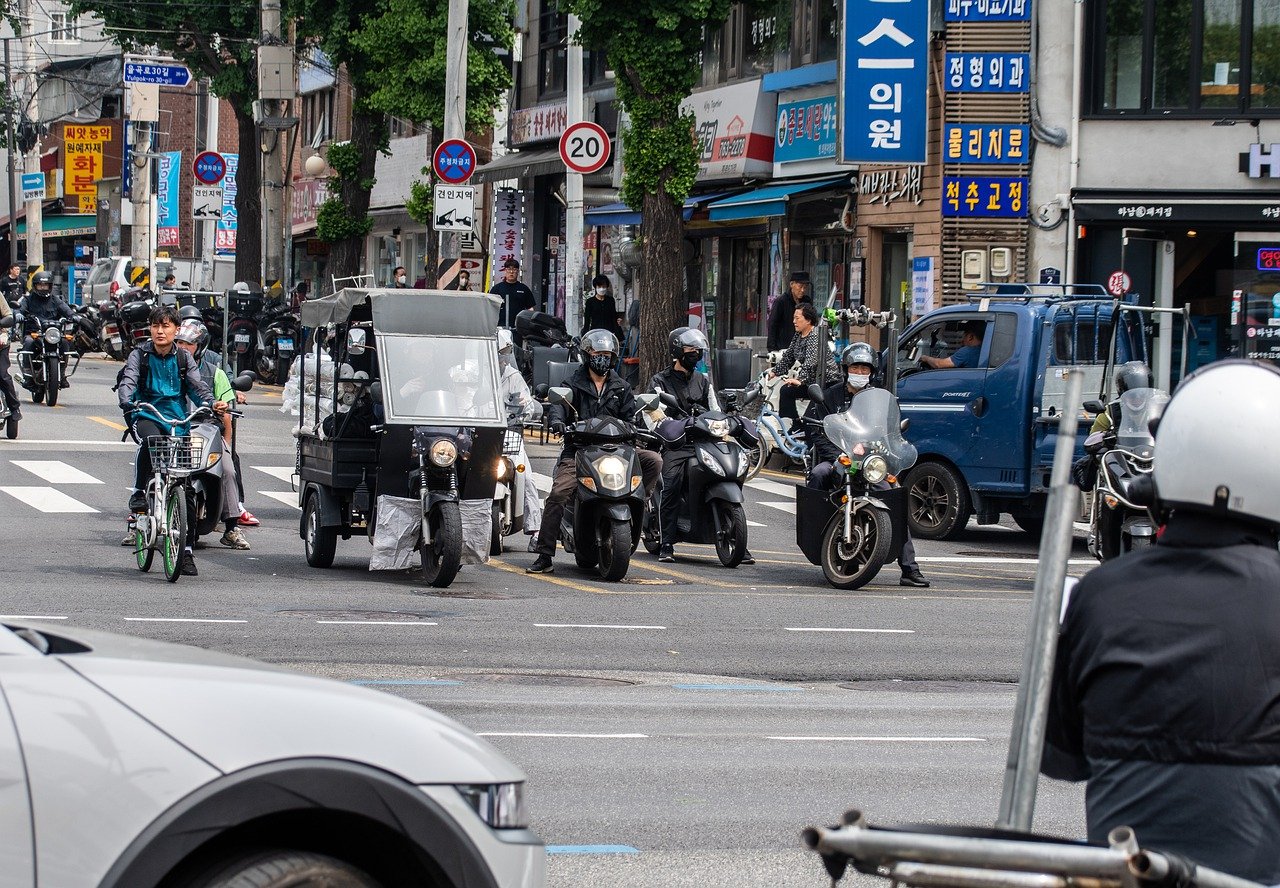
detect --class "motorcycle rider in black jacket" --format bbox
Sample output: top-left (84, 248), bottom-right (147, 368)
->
top-left (1044, 360), bottom-right (1280, 884)
top-left (649, 326), bottom-right (754, 564)
top-left (527, 329), bottom-right (662, 574)
top-left (17, 271), bottom-right (75, 388)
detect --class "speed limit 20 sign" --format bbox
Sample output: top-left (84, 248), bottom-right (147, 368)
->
top-left (559, 122), bottom-right (611, 175)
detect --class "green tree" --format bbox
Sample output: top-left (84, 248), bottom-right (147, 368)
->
top-left (292, 0), bottom-right (514, 282)
top-left (65, 0), bottom-right (263, 282)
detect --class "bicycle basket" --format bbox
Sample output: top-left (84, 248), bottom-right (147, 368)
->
top-left (146, 436), bottom-right (204, 474)
top-left (503, 428), bottom-right (524, 455)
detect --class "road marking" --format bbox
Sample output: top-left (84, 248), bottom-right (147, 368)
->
top-left (767, 736), bottom-right (986, 742)
top-left (546, 845), bottom-right (640, 855)
top-left (760, 501), bottom-right (796, 514)
top-left (11, 460), bottom-right (104, 484)
top-left (253, 466), bottom-right (295, 483)
top-left (747, 478), bottom-right (796, 497)
top-left (674, 683), bottom-right (802, 692)
top-left (785, 627), bottom-right (915, 634)
top-left (487, 557), bottom-right (621, 595)
top-left (351, 678), bottom-right (461, 686)
top-left (0, 439), bottom-right (133, 446)
top-left (638, 560), bottom-right (742, 589)
top-left (0, 486), bottom-right (98, 513)
top-left (530, 471), bottom-right (551, 493)
top-left (747, 519), bottom-right (767, 527)
top-left (258, 490), bottom-right (301, 509)
top-left (534, 623), bottom-right (665, 630)
top-left (478, 732), bottom-right (648, 739)
top-left (122, 617), bottom-right (248, 623)
top-left (916, 556), bottom-right (1096, 566)
top-left (88, 416), bottom-right (128, 432)
top-left (0, 615), bottom-right (67, 620)
top-left (316, 620), bottom-right (438, 625)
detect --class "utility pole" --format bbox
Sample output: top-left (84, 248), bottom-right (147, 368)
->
top-left (438, 0), bottom-right (468, 282)
top-left (21, 1), bottom-right (41, 267)
top-left (564, 13), bottom-right (584, 336)
top-left (258, 0), bottom-right (290, 297)
top-left (4, 39), bottom-right (19, 268)
top-left (127, 79), bottom-right (160, 289)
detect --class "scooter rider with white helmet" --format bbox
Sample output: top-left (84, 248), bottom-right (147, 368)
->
top-left (497, 327), bottom-right (543, 550)
top-left (1044, 360), bottom-right (1280, 883)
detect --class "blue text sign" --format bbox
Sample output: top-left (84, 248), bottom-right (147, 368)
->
top-left (943, 124), bottom-right (1029, 164)
top-left (775, 96), bottom-right (838, 163)
top-left (123, 61), bottom-right (191, 87)
top-left (945, 53), bottom-right (1029, 93)
top-left (943, 176), bottom-right (1029, 217)
top-left (840, 0), bottom-right (930, 165)
top-left (945, 0), bottom-right (1030, 21)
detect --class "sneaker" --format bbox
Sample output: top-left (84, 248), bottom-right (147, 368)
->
top-left (658, 545), bottom-right (675, 563)
top-left (180, 552), bottom-right (198, 576)
top-left (128, 491), bottom-right (147, 513)
top-left (900, 568), bottom-right (930, 588)
top-left (238, 510), bottom-right (260, 527)
top-left (219, 527), bottom-right (250, 550)
top-left (121, 531), bottom-right (135, 547)
top-left (526, 554), bottom-right (554, 574)
top-left (740, 549), bottom-right (756, 565)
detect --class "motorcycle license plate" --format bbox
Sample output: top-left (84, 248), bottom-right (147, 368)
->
top-left (277, 338), bottom-right (294, 350)
top-left (234, 333), bottom-right (251, 344)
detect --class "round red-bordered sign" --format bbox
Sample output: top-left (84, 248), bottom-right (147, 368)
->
top-left (559, 122), bottom-right (611, 175)
top-left (1106, 269), bottom-right (1132, 297)
top-left (433, 139), bottom-right (477, 184)
top-left (193, 151), bottom-right (227, 186)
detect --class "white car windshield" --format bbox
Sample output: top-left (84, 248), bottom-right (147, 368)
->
top-left (379, 335), bottom-right (502, 425)
top-left (821, 387), bottom-right (918, 474)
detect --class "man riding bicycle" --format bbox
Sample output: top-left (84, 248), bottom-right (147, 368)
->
top-left (116, 304), bottom-right (226, 576)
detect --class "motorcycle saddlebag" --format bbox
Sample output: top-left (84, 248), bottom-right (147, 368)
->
top-left (515, 309), bottom-right (567, 339)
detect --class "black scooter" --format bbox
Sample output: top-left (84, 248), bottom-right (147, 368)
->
top-left (546, 385), bottom-right (645, 581)
top-left (410, 425), bottom-right (470, 588)
top-left (0, 313), bottom-right (19, 438)
top-left (256, 300), bottom-right (300, 384)
top-left (514, 309), bottom-right (577, 385)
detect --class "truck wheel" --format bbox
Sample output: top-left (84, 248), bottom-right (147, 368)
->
top-left (303, 492), bottom-right (337, 568)
top-left (1010, 507), bottom-right (1045, 537)
top-left (193, 850), bottom-right (382, 888)
top-left (596, 516), bottom-right (632, 581)
top-left (906, 462), bottom-right (971, 540)
top-left (421, 501), bottom-right (462, 588)
top-left (821, 504), bottom-right (892, 590)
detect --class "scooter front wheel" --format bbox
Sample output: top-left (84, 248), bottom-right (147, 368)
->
top-left (596, 516), bottom-right (632, 582)
top-left (820, 504), bottom-right (892, 590)
top-left (713, 501), bottom-right (748, 568)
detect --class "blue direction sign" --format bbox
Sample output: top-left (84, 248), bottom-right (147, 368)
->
top-left (193, 151), bottom-right (227, 186)
top-left (433, 139), bottom-right (476, 185)
top-left (123, 61), bottom-right (192, 87)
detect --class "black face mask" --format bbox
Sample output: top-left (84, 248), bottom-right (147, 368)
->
top-left (588, 353), bottom-right (616, 375)
top-left (678, 350), bottom-right (702, 371)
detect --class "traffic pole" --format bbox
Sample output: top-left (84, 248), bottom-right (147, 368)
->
top-left (4, 39), bottom-right (18, 268)
top-left (260, 0), bottom-right (288, 297)
top-left (438, 0), bottom-right (469, 279)
top-left (564, 14), bottom-right (584, 336)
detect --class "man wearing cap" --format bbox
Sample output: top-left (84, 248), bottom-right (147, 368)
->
top-left (768, 270), bottom-right (813, 351)
top-left (490, 258), bottom-right (537, 329)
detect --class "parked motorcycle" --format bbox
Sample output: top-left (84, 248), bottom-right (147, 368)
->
top-left (119, 288), bottom-right (156, 358)
top-left (513, 309), bottom-right (577, 385)
top-left (96, 297), bottom-right (125, 359)
top-left (70, 302), bottom-right (102, 355)
top-left (16, 316), bottom-right (79, 407)
top-left (0, 313), bottom-right (19, 438)
top-left (410, 424), bottom-right (469, 588)
top-left (547, 385), bottom-right (645, 581)
top-left (255, 299), bottom-right (300, 384)
top-left (491, 418), bottom-right (529, 555)
top-left (641, 391), bottom-right (755, 567)
top-left (1082, 387), bottom-right (1168, 561)
top-left (227, 288), bottom-right (265, 379)
top-left (795, 385), bottom-right (916, 590)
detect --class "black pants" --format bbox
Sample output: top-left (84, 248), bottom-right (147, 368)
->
top-left (0, 346), bottom-right (18, 413)
top-left (536, 450), bottom-right (662, 556)
top-left (807, 461), bottom-right (918, 572)
top-left (659, 448), bottom-right (694, 547)
top-left (778, 383), bottom-right (806, 419)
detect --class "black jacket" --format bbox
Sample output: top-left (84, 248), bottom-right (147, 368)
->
top-left (1044, 512), bottom-right (1280, 881)
top-left (767, 293), bottom-right (807, 351)
top-left (649, 366), bottom-right (709, 418)
top-left (549, 364), bottom-right (637, 455)
top-left (582, 293), bottom-right (619, 336)
top-left (804, 380), bottom-right (872, 465)
top-left (0, 275), bottom-right (23, 307)
top-left (17, 290), bottom-right (74, 335)
top-left (490, 280), bottom-right (536, 328)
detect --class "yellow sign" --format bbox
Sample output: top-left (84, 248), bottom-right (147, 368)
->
top-left (63, 124), bottom-right (112, 214)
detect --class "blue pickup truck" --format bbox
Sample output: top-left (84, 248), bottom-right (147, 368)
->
top-left (893, 285), bottom-right (1137, 539)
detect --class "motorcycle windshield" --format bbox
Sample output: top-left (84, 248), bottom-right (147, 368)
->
top-left (821, 388), bottom-right (917, 474)
top-left (1116, 387), bottom-right (1168, 457)
top-left (379, 334), bottom-right (504, 427)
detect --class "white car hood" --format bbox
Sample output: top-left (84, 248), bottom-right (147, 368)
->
top-left (34, 625), bottom-right (521, 786)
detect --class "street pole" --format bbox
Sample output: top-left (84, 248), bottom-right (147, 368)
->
top-left (564, 13), bottom-right (584, 336)
top-left (438, 0), bottom-right (468, 283)
top-left (4, 39), bottom-right (19, 268)
top-left (127, 77), bottom-right (159, 289)
top-left (260, 0), bottom-right (287, 296)
top-left (21, 3), bottom-right (41, 267)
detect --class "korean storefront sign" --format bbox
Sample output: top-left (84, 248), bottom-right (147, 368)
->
top-left (489, 189), bottom-right (526, 280)
top-left (943, 124), bottom-right (1028, 164)
top-left (945, 53), bottom-right (1029, 93)
top-left (63, 124), bottom-right (111, 213)
top-left (682, 79), bottom-right (776, 181)
top-left (942, 176), bottom-right (1028, 217)
top-left (215, 153), bottom-right (238, 256)
top-left (945, 0), bottom-right (1030, 21)
top-left (775, 95), bottom-right (837, 163)
top-left (839, 0), bottom-right (929, 165)
top-left (156, 151), bottom-right (181, 247)
top-left (291, 177), bottom-right (328, 231)
top-left (510, 101), bottom-right (568, 147)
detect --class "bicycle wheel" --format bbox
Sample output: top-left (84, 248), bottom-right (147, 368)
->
top-left (162, 485), bottom-right (188, 583)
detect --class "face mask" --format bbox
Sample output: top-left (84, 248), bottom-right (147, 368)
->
top-left (678, 350), bottom-right (702, 371)
top-left (595, 287), bottom-right (608, 296)
top-left (588, 353), bottom-right (616, 375)
top-left (499, 352), bottom-right (516, 371)
top-left (397, 275), bottom-right (406, 284)
top-left (847, 372), bottom-right (870, 389)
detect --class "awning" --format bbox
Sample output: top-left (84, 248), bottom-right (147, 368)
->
top-left (15, 214), bottom-right (97, 238)
top-left (706, 176), bottom-right (851, 222)
top-left (584, 191), bottom-right (739, 227)
top-left (471, 147), bottom-right (566, 184)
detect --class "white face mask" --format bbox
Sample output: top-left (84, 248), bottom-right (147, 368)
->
top-left (595, 287), bottom-right (608, 296)
top-left (397, 275), bottom-right (406, 284)
top-left (847, 372), bottom-right (870, 389)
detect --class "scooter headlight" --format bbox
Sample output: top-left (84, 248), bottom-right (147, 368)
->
top-left (697, 447), bottom-right (727, 477)
top-left (862, 455), bottom-right (888, 485)
top-left (593, 455), bottom-right (629, 491)
top-left (206, 451), bottom-right (221, 468)
top-left (429, 439), bottom-right (458, 467)
top-left (43, 327), bottom-right (61, 345)
top-left (706, 418), bottom-right (730, 439)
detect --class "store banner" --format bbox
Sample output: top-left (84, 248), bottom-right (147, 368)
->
top-left (911, 256), bottom-right (935, 316)
top-left (839, 0), bottom-right (929, 164)
top-left (489, 189), bottom-right (525, 284)
top-left (945, 0), bottom-right (1030, 21)
top-left (63, 124), bottom-right (111, 214)
top-left (156, 151), bottom-right (181, 247)
top-left (943, 124), bottom-right (1028, 164)
top-left (682, 79), bottom-right (776, 181)
top-left (775, 95), bottom-right (838, 163)
top-left (942, 176), bottom-right (1028, 218)
top-left (215, 153), bottom-right (238, 255)
top-left (945, 53), bottom-right (1030, 93)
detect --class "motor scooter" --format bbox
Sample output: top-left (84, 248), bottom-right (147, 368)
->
top-left (97, 297), bottom-right (125, 359)
top-left (410, 424), bottom-right (470, 588)
top-left (1082, 387), bottom-right (1168, 561)
top-left (546, 385), bottom-right (646, 581)
top-left (185, 373), bottom-right (256, 544)
top-left (227, 288), bottom-right (264, 379)
top-left (490, 417), bottom-right (528, 555)
top-left (0, 313), bottom-right (19, 438)
top-left (514, 309), bottom-right (577, 384)
top-left (256, 300), bottom-right (300, 384)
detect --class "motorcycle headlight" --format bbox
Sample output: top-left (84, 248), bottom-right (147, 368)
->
top-left (495, 458), bottom-right (509, 480)
top-left (456, 782), bottom-right (528, 830)
top-left (593, 454), bottom-right (629, 491)
top-left (206, 451), bottom-right (221, 468)
top-left (706, 418), bottom-right (730, 439)
top-left (43, 327), bottom-right (61, 345)
top-left (735, 450), bottom-right (749, 477)
top-left (429, 439), bottom-right (457, 467)
top-left (862, 455), bottom-right (889, 485)
top-left (697, 447), bottom-right (727, 477)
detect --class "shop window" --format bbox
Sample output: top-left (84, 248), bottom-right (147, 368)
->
top-left (792, 0), bottom-right (839, 68)
top-left (701, 2), bottom-right (782, 85)
top-left (538, 1), bottom-right (568, 97)
top-left (898, 319), bottom-right (992, 370)
top-left (1090, 0), bottom-right (1280, 115)
top-left (303, 89), bottom-right (335, 146)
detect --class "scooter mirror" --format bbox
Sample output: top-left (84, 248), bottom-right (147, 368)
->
top-left (658, 391), bottom-right (680, 410)
top-left (0, 314), bottom-right (14, 329)
top-left (547, 386), bottom-right (572, 406)
top-left (232, 372), bottom-right (256, 392)
top-left (636, 393), bottom-right (659, 411)
top-left (533, 383), bottom-right (549, 400)
top-left (369, 381), bottom-right (383, 404)
top-left (347, 328), bottom-right (367, 356)
top-left (900, 418), bottom-right (911, 434)
top-left (806, 383), bottom-right (826, 406)
top-left (1083, 399), bottom-right (1105, 414)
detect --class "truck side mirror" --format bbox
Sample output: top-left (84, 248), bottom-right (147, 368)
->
top-left (347, 328), bottom-right (367, 355)
top-left (806, 383), bottom-right (826, 406)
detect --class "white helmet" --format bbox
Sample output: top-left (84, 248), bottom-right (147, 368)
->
top-left (497, 327), bottom-right (514, 353)
top-left (1152, 360), bottom-right (1280, 529)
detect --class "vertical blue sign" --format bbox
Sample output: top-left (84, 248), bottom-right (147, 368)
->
top-left (156, 152), bottom-right (181, 227)
top-left (216, 153), bottom-right (238, 256)
top-left (840, 0), bottom-right (930, 165)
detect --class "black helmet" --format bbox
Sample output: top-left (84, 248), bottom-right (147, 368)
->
top-left (1114, 361), bottom-right (1153, 396)
top-left (668, 326), bottom-right (709, 359)
top-left (177, 304), bottom-right (202, 323)
top-left (31, 271), bottom-right (52, 294)
top-left (580, 328), bottom-right (620, 375)
top-left (841, 341), bottom-right (880, 372)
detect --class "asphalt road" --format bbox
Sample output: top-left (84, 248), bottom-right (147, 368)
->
top-left (1, 356), bottom-right (1093, 887)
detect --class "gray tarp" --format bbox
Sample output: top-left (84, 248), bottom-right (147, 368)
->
top-left (300, 287), bottom-right (500, 335)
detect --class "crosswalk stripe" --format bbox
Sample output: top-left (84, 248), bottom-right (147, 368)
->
top-left (11, 460), bottom-right (104, 485)
top-left (258, 490), bottom-right (301, 510)
top-left (748, 519), bottom-right (767, 527)
top-left (747, 478), bottom-right (796, 498)
top-left (530, 471), bottom-right (551, 493)
top-left (0, 486), bottom-right (98, 513)
top-left (760, 501), bottom-right (796, 515)
top-left (253, 466), bottom-right (295, 484)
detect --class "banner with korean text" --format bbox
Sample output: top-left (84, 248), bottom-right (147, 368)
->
top-left (839, 0), bottom-right (929, 165)
top-left (215, 153), bottom-right (238, 256)
top-left (156, 151), bottom-right (181, 247)
top-left (488, 189), bottom-right (525, 285)
top-left (63, 124), bottom-right (111, 214)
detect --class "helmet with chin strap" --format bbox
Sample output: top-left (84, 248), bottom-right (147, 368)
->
top-left (840, 341), bottom-right (880, 372)
top-left (580, 328), bottom-right (620, 374)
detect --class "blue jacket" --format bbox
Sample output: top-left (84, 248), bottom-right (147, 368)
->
top-left (117, 340), bottom-right (213, 429)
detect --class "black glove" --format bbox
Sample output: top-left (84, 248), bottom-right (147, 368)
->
top-left (550, 421), bottom-right (565, 436)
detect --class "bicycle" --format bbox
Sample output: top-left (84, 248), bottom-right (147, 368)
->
top-left (128, 402), bottom-right (238, 582)
top-left (738, 365), bottom-right (812, 479)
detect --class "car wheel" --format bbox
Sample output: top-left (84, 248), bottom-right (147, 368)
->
top-left (192, 850), bottom-right (383, 888)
